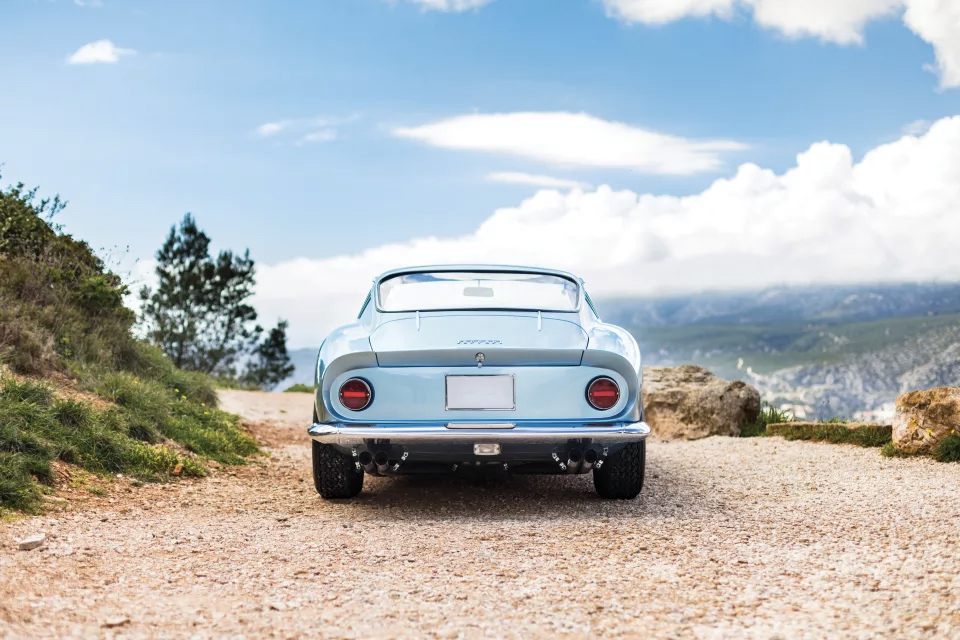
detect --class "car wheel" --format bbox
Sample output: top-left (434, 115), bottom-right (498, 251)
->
top-left (593, 440), bottom-right (645, 499)
top-left (312, 440), bottom-right (363, 499)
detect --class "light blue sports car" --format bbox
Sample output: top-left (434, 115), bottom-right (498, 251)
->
top-left (308, 265), bottom-right (650, 499)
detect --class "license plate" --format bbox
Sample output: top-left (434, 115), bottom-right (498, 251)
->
top-left (445, 375), bottom-right (515, 411)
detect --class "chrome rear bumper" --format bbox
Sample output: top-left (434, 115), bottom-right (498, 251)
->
top-left (308, 422), bottom-right (650, 446)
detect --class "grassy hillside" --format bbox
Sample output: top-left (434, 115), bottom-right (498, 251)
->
top-left (0, 177), bottom-right (259, 513)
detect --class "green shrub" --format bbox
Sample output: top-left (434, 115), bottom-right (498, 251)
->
top-left (740, 403), bottom-right (796, 437)
top-left (0, 452), bottom-right (48, 513)
top-left (772, 423), bottom-right (892, 448)
top-left (0, 180), bottom-right (138, 375)
top-left (934, 434), bottom-right (960, 463)
top-left (880, 442), bottom-right (917, 458)
top-left (163, 405), bottom-right (259, 464)
top-left (284, 383), bottom-right (315, 393)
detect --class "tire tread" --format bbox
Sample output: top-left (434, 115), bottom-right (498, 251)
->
top-left (593, 440), bottom-right (645, 499)
top-left (312, 440), bottom-right (363, 499)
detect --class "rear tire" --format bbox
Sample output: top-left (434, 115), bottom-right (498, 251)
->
top-left (312, 440), bottom-right (363, 499)
top-left (593, 440), bottom-right (645, 499)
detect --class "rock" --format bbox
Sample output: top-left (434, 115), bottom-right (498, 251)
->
top-left (642, 366), bottom-right (761, 439)
top-left (17, 534), bottom-right (46, 551)
top-left (101, 616), bottom-right (130, 628)
top-left (893, 387), bottom-right (960, 454)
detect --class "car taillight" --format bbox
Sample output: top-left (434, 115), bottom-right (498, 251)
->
top-left (339, 378), bottom-right (372, 411)
top-left (586, 377), bottom-right (619, 410)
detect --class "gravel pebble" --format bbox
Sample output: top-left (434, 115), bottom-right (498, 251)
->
top-left (1, 391), bottom-right (958, 639)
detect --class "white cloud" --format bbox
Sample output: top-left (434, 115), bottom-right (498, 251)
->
top-left (402, 0), bottom-right (495, 11)
top-left (487, 172), bottom-right (591, 190)
top-left (254, 114), bottom-right (359, 142)
top-left (67, 40), bottom-right (136, 65)
top-left (257, 122), bottom-right (287, 137)
top-left (602, 0), bottom-right (960, 87)
top-left (394, 112), bottom-right (746, 175)
top-left (297, 129), bottom-right (338, 145)
top-left (255, 116), bottom-right (960, 347)
top-left (602, 0), bottom-right (736, 25)
top-left (73, 0), bottom-right (104, 7)
top-left (902, 119), bottom-right (932, 136)
top-left (746, 0), bottom-right (901, 45)
top-left (903, 0), bottom-right (960, 89)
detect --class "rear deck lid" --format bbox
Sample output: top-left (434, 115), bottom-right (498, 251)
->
top-left (370, 313), bottom-right (586, 367)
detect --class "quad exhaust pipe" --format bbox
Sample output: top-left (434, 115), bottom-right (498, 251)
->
top-left (358, 450), bottom-right (390, 475)
top-left (565, 447), bottom-right (600, 474)
top-left (359, 450), bottom-right (406, 475)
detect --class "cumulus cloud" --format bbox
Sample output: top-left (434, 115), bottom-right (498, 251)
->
top-left (402, 0), bottom-right (495, 11)
top-left (67, 40), bottom-right (136, 64)
top-left (253, 116), bottom-right (960, 347)
top-left (394, 112), bottom-right (746, 175)
top-left (487, 172), bottom-right (592, 190)
top-left (903, 0), bottom-right (960, 89)
top-left (746, 0), bottom-right (902, 44)
top-left (602, 0), bottom-right (736, 25)
top-left (602, 0), bottom-right (960, 87)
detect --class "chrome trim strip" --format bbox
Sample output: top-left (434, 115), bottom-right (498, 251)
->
top-left (446, 423), bottom-right (516, 429)
top-left (308, 422), bottom-right (651, 445)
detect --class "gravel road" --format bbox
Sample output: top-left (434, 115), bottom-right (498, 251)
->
top-left (2, 390), bottom-right (958, 639)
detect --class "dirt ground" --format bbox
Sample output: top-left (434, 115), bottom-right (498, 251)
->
top-left (2, 389), bottom-right (959, 639)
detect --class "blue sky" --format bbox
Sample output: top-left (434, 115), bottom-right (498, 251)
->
top-left (3, 0), bottom-right (960, 345)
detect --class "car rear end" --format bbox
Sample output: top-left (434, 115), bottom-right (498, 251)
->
top-left (309, 267), bottom-right (650, 499)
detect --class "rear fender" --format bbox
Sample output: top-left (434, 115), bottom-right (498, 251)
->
top-left (314, 323), bottom-right (375, 423)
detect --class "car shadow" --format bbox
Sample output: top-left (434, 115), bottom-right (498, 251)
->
top-left (330, 450), bottom-right (726, 523)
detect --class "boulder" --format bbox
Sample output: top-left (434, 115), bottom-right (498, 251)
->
top-left (642, 365), bottom-right (761, 439)
top-left (893, 387), bottom-right (960, 454)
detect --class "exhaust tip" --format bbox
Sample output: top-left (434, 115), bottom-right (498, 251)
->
top-left (568, 448), bottom-right (583, 464)
top-left (584, 449), bottom-right (598, 464)
top-left (373, 451), bottom-right (389, 466)
top-left (358, 451), bottom-right (373, 466)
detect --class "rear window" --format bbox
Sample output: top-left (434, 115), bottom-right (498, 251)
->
top-left (378, 271), bottom-right (579, 312)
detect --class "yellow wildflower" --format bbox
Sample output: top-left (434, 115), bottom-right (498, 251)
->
top-left (181, 395), bottom-right (187, 400)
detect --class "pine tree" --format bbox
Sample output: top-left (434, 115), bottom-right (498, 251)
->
top-left (140, 214), bottom-right (262, 376)
top-left (243, 320), bottom-right (295, 389)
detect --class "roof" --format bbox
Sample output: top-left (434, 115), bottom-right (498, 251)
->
top-left (374, 264), bottom-right (581, 283)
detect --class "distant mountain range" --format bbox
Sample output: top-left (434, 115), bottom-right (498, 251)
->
top-left (283, 281), bottom-right (960, 421)
top-left (602, 282), bottom-right (960, 420)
